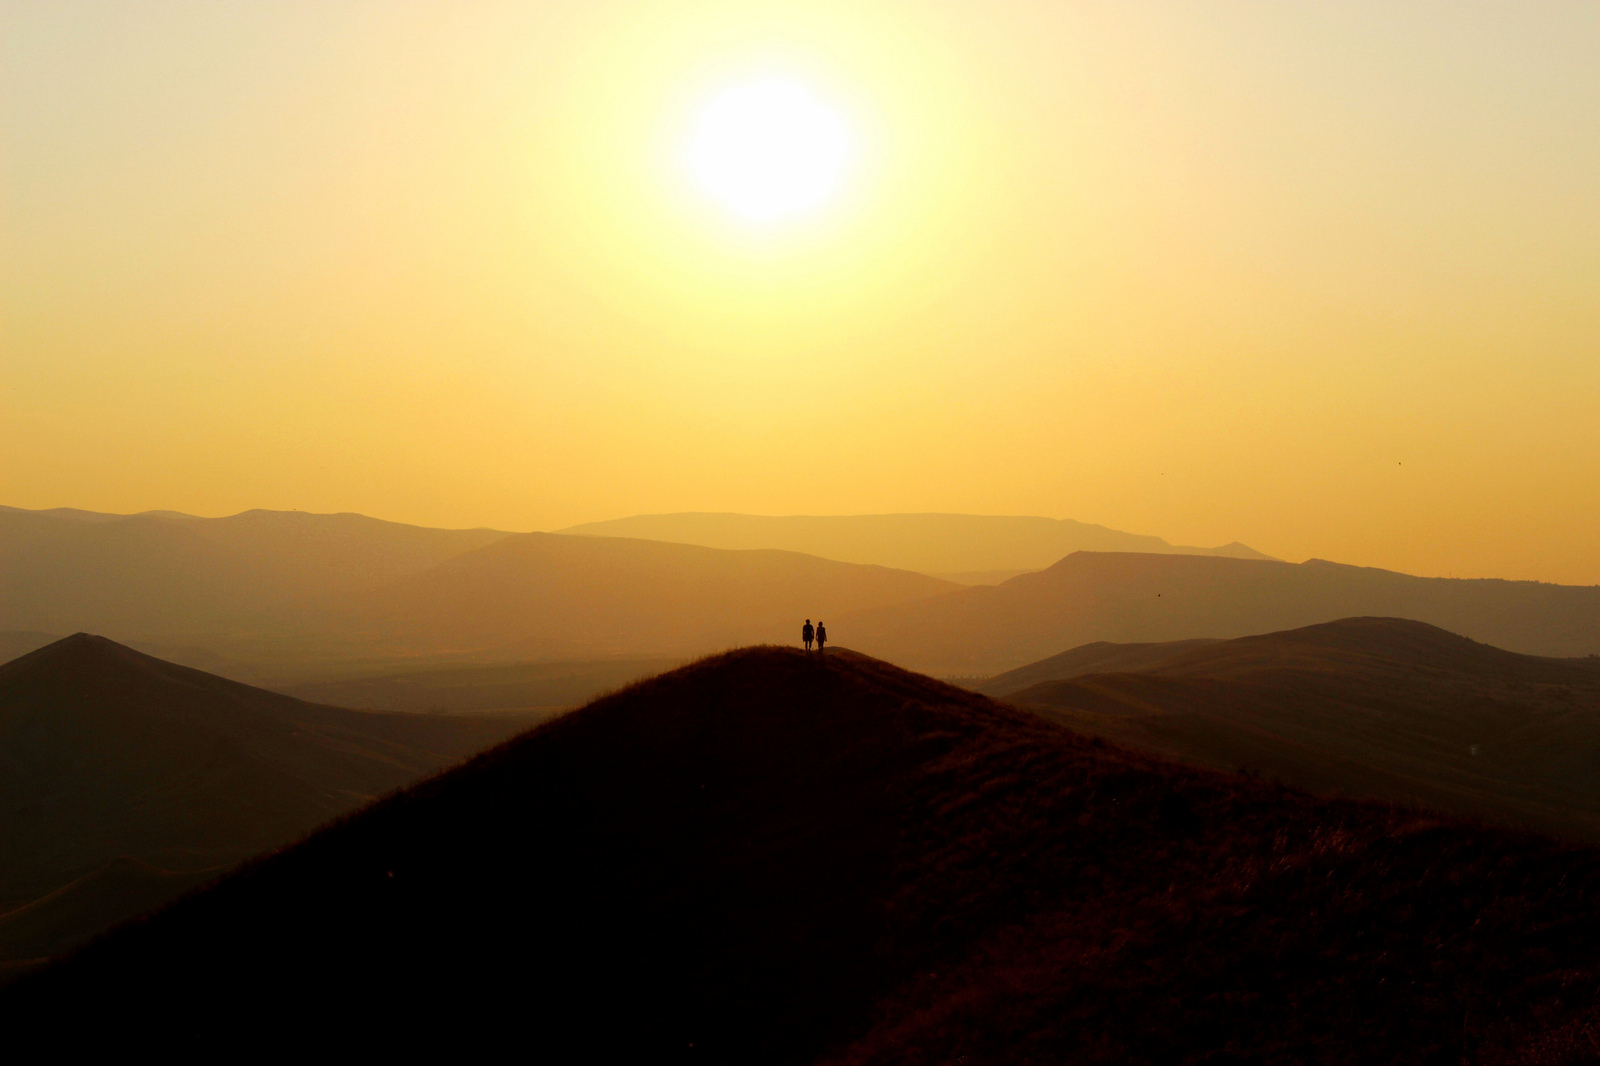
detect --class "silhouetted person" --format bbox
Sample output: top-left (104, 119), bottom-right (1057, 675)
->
top-left (802, 619), bottom-right (814, 651)
top-left (815, 622), bottom-right (827, 654)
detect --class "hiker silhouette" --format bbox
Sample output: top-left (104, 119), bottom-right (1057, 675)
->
top-left (815, 622), bottom-right (827, 654)
top-left (802, 619), bottom-right (814, 651)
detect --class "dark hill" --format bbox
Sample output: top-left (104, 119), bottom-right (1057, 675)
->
top-left (10, 646), bottom-right (1600, 1062)
top-left (0, 635), bottom-right (536, 963)
top-left (1006, 617), bottom-right (1600, 843)
top-left (841, 550), bottom-right (1600, 674)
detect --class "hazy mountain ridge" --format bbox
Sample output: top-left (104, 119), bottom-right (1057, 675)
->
top-left (276, 656), bottom-right (681, 715)
top-left (346, 531), bottom-right (961, 658)
top-left (9, 646), bottom-right (1600, 1062)
top-left (8, 505), bottom-right (1599, 685)
top-left (0, 506), bottom-right (512, 643)
top-left (841, 551), bottom-right (1600, 675)
top-left (559, 511), bottom-right (1276, 573)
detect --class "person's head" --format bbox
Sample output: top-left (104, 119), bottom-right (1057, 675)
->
top-left (806, 619), bottom-right (811, 624)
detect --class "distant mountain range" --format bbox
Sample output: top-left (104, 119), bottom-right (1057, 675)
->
top-left (9, 644), bottom-right (1600, 1061)
top-left (0, 634), bottom-right (536, 967)
top-left (4, 506), bottom-right (1597, 680)
top-left (842, 551), bottom-right (1600, 675)
top-left (0, 506), bottom-right (509, 661)
top-left (989, 617), bottom-right (1600, 844)
top-left (559, 511), bottom-right (1274, 575)
top-left (343, 531), bottom-right (958, 659)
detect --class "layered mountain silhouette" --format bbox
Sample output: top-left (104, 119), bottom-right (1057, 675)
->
top-left (7, 646), bottom-right (1600, 1061)
top-left (0, 506), bottom-right (509, 657)
top-left (11, 505), bottom-right (1599, 682)
top-left (559, 511), bottom-right (1274, 574)
top-left (992, 617), bottom-right (1600, 844)
top-left (344, 532), bottom-right (958, 658)
top-left (1, 507), bottom-right (957, 672)
top-left (842, 551), bottom-right (1600, 675)
top-left (0, 635), bottom-right (537, 965)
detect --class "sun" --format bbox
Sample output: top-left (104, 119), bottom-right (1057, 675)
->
top-left (682, 77), bottom-right (854, 225)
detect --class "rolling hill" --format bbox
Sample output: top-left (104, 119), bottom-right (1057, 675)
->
top-left (978, 637), bottom-right (1220, 697)
top-left (841, 550), bottom-right (1600, 675)
top-left (346, 531), bottom-right (960, 658)
top-left (999, 617), bottom-right (1600, 844)
top-left (559, 511), bottom-right (1273, 575)
top-left (8, 646), bottom-right (1600, 1062)
top-left (0, 634), bottom-right (538, 965)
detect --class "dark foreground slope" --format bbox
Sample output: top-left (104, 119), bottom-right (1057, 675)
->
top-left (842, 550), bottom-right (1600, 674)
top-left (1005, 617), bottom-right (1600, 845)
top-left (0, 636), bottom-right (536, 963)
top-left (9, 648), bottom-right (1600, 1063)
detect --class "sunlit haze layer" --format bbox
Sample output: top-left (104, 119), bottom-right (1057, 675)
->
top-left (3, 2), bottom-right (1597, 583)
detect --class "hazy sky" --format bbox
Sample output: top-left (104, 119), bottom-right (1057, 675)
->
top-left (4, 2), bottom-right (1597, 583)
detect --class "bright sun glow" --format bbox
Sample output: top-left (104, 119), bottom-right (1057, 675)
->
top-left (683, 77), bottom-right (853, 224)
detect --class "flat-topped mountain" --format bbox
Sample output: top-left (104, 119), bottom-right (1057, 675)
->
top-left (559, 511), bottom-right (1273, 575)
top-left (0, 634), bottom-right (536, 964)
top-left (841, 550), bottom-right (1600, 675)
top-left (9, 646), bottom-right (1600, 1062)
top-left (1001, 617), bottom-right (1600, 843)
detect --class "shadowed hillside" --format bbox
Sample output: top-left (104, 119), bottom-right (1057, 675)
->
top-left (10, 646), bottom-right (1600, 1062)
top-left (842, 550), bottom-right (1600, 674)
top-left (348, 532), bottom-right (959, 658)
top-left (0, 635), bottom-right (539, 964)
top-left (560, 511), bottom-right (1273, 573)
top-left (1002, 617), bottom-right (1600, 844)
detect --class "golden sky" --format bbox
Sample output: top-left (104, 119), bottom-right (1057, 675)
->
top-left (3, 2), bottom-right (1597, 583)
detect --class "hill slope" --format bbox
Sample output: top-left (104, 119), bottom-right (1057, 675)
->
top-left (0, 635), bottom-right (536, 962)
top-left (979, 637), bottom-right (1219, 697)
top-left (1003, 617), bottom-right (1600, 844)
top-left (841, 550), bottom-right (1600, 674)
top-left (348, 532), bottom-right (960, 658)
top-left (559, 511), bottom-right (1273, 573)
top-left (9, 646), bottom-right (1600, 1062)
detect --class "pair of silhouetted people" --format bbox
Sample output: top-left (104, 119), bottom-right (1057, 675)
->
top-left (801, 619), bottom-right (827, 653)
